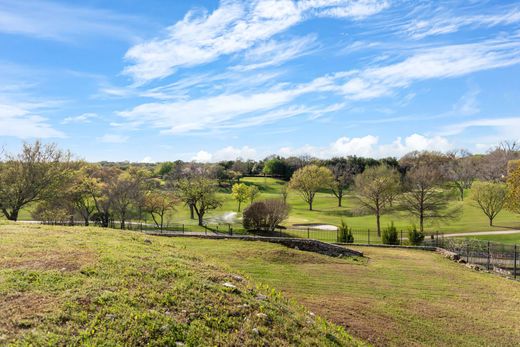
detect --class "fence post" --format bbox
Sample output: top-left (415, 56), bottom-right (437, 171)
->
top-left (487, 241), bottom-right (491, 270)
top-left (466, 239), bottom-right (469, 263)
top-left (436, 231), bottom-right (439, 247)
top-left (307, 228), bottom-right (310, 239)
top-left (514, 244), bottom-right (517, 280)
top-left (368, 229), bottom-right (370, 245)
top-left (230, 227), bottom-right (233, 236)
top-left (400, 230), bottom-right (403, 245)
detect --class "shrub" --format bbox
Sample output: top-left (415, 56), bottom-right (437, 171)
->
top-left (243, 199), bottom-right (289, 232)
top-left (382, 222), bottom-right (399, 245)
top-left (408, 225), bottom-right (425, 245)
top-left (337, 220), bottom-right (354, 243)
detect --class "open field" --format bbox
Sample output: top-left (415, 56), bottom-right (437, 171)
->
top-left (0, 223), bottom-right (359, 346)
top-left (8, 177), bottom-right (520, 234)
top-left (177, 238), bottom-right (520, 346)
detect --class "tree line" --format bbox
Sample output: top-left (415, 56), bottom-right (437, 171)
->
top-left (0, 141), bottom-right (519, 234)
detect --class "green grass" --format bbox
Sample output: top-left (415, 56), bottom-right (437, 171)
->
top-left (0, 223), bottom-right (360, 346)
top-left (7, 176), bottom-right (520, 234)
top-left (456, 233), bottom-right (520, 245)
top-left (174, 237), bottom-right (520, 347)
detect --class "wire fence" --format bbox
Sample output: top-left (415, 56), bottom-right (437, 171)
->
top-left (39, 220), bottom-right (518, 280)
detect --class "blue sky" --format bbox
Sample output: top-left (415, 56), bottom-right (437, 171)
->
top-left (1, 0), bottom-right (519, 162)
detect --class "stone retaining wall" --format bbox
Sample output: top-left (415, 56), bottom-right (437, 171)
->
top-left (147, 233), bottom-right (363, 257)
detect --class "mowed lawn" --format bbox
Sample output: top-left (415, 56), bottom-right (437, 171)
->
top-left (9, 176), bottom-right (520, 235)
top-left (0, 224), bottom-right (359, 346)
top-left (456, 233), bottom-right (520, 245)
top-left (175, 237), bottom-right (520, 347)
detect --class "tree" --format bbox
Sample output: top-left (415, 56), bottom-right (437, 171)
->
top-left (354, 165), bottom-right (400, 236)
top-left (68, 167), bottom-right (98, 226)
top-left (248, 185), bottom-right (260, 204)
top-left (112, 167), bottom-right (147, 229)
top-left (400, 153), bottom-right (461, 232)
top-left (262, 157), bottom-right (287, 178)
top-left (243, 199), bottom-right (289, 232)
top-left (506, 165), bottom-right (520, 215)
top-left (446, 150), bottom-right (477, 200)
top-left (0, 141), bottom-right (73, 221)
top-left (289, 165), bottom-right (333, 211)
top-left (470, 182), bottom-right (507, 226)
top-left (325, 157), bottom-right (358, 207)
top-left (280, 183), bottom-right (289, 203)
top-left (85, 165), bottom-right (121, 227)
top-left (478, 141), bottom-right (520, 181)
top-left (176, 175), bottom-right (222, 226)
top-left (143, 191), bottom-right (178, 230)
top-left (231, 183), bottom-right (249, 212)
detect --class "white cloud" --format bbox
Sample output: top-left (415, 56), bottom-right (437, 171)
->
top-left (0, 0), bottom-right (140, 42)
top-left (141, 156), bottom-right (153, 163)
top-left (333, 38), bottom-right (520, 100)
top-left (61, 112), bottom-right (99, 124)
top-left (439, 117), bottom-right (520, 138)
top-left (192, 150), bottom-right (213, 163)
top-left (232, 35), bottom-right (317, 71)
top-left (0, 101), bottom-right (64, 139)
top-left (214, 146), bottom-right (257, 161)
top-left (405, 8), bottom-right (520, 40)
top-left (279, 133), bottom-right (452, 159)
top-left (123, 0), bottom-right (389, 83)
top-left (97, 134), bottom-right (129, 143)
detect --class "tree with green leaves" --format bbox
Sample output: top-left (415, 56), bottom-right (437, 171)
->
top-left (471, 181), bottom-right (507, 226)
top-left (143, 191), bottom-right (178, 230)
top-left (0, 141), bottom-right (73, 221)
top-left (506, 165), bottom-right (520, 216)
top-left (354, 165), bottom-right (401, 236)
top-left (231, 183), bottom-right (249, 212)
top-left (176, 175), bottom-right (222, 226)
top-left (289, 165), bottom-right (333, 211)
top-left (248, 185), bottom-right (260, 204)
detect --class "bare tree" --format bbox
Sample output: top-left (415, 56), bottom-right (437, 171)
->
top-left (400, 152), bottom-right (461, 232)
top-left (243, 199), bottom-right (289, 232)
top-left (446, 150), bottom-right (477, 200)
top-left (354, 165), bottom-right (400, 236)
top-left (478, 141), bottom-right (520, 181)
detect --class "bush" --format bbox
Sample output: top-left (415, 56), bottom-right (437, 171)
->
top-left (243, 199), bottom-right (289, 232)
top-left (408, 225), bottom-right (425, 245)
top-left (337, 220), bottom-right (354, 243)
top-left (382, 222), bottom-right (399, 245)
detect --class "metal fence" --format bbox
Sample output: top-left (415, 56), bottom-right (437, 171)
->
top-left (424, 236), bottom-right (518, 279)
top-left (39, 220), bottom-right (518, 280)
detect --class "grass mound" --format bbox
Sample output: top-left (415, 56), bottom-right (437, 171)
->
top-left (0, 224), bottom-right (361, 346)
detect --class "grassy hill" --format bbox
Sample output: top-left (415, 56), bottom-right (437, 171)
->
top-left (0, 223), bottom-right (360, 346)
top-left (2, 224), bottom-right (519, 346)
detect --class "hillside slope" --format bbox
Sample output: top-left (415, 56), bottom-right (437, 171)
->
top-left (0, 223), bottom-right (361, 346)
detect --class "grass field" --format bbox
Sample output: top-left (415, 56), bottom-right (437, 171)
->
top-left (455, 233), bottom-right (520, 245)
top-left (176, 238), bottom-right (520, 346)
top-left (8, 176), bottom-right (520, 235)
top-left (0, 223), bottom-right (359, 346)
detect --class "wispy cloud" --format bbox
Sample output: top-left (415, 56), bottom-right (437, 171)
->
top-left (232, 35), bottom-right (318, 71)
top-left (405, 7), bottom-right (520, 39)
top-left (0, 101), bottom-right (65, 138)
top-left (123, 0), bottom-right (389, 83)
top-left (61, 112), bottom-right (99, 124)
top-left (0, 0), bottom-right (143, 42)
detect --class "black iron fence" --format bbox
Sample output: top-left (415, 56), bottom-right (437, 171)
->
top-left (424, 236), bottom-right (518, 279)
top-left (39, 220), bottom-right (518, 280)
